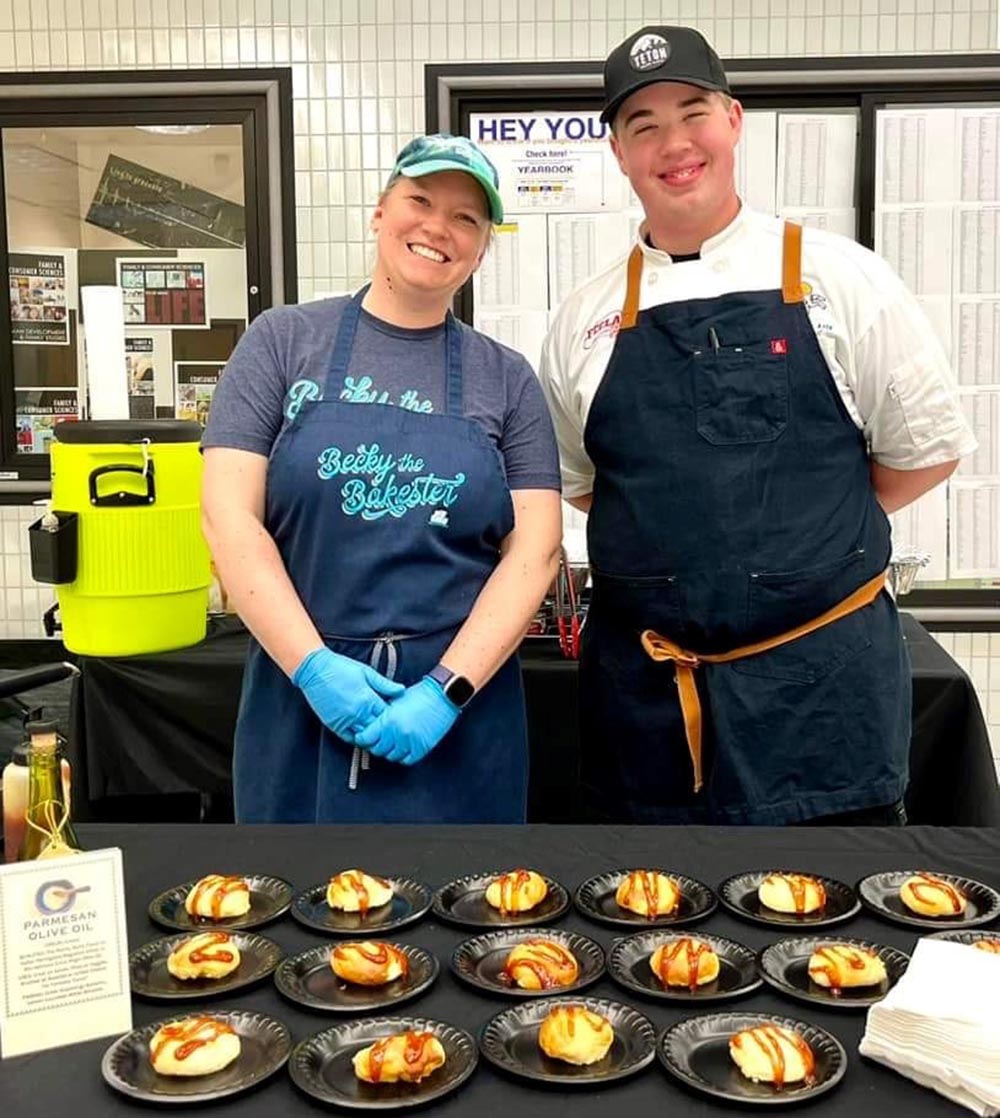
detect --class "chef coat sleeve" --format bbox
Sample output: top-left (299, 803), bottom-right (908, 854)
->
top-left (538, 312), bottom-right (597, 499)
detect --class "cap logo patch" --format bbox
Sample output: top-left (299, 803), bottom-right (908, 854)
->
top-left (629, 32), bottom-right (671, 72)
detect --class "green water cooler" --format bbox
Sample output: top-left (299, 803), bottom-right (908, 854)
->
top-left (30, 420), bottom-right (211, 656)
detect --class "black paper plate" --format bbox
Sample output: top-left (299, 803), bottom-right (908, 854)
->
top-left (608, 931), bottom-right (761, 1003)
top-left (926, 929), bottom-right (1000, 948)
top-left (291, 877), bottom-right (432, 936)
top-left (451, 928), bottom-right (605, 998)
top-left (857, 870), bottom-right (1000, 930)
top-left (148, 875), bottom-right (292, 932)
top-left (102, 1009), bottom-right (290, 1104)
top-left (718, 871), bottom-right (859, 929)
top-left (130, 932), bottom-right (284, 1000)
top-left (432, 872), bottom-right (569, 929)
top-left (574, 870), bottom-right (717, 929)
top-left (289, 1015), bottom-right (477, 1110)
top-left (758, 936), bottom-right (909, 1010)
top-left (275, 942), bottom-right (439, 1013)
top-left (659, 1011), bottom-right (847, 1105)
top-left (479, 996), bottom-right (656, 1086)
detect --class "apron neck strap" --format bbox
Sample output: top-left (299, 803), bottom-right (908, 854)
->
top-left (782, 221), bottom-right (804, 303)
top-left (326, 286), bottom-right (464, 415)
top-left (620, 245), bottom-right (644, 332)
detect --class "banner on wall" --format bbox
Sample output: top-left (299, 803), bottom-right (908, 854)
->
top-left (86, 154), bottom-right (246, 249)
top-left (125, 337), bottom-right (156, 419)
top-left (8, 253), bottom-right (69, 345)
top-left (175, 361), bottom-right (224, 427)
top-left (15, 389), bottom-right (78, 454)
top-left (116, 260), bottom-right (207, 327)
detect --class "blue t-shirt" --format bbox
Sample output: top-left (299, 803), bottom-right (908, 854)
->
top-left (202, 297), bottom-right (562, 492)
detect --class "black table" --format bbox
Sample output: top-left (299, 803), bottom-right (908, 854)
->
top-left (2, 822), bottom-right (998, 1115)
top-left (67, 614), bottom-right (1000, 825)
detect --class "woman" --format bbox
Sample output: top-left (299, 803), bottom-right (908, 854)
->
top-left (201, 134), bottom-right (563, 823)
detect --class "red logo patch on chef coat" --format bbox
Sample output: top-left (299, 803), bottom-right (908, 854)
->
top-left (770, 338), bottom-right (788, 355)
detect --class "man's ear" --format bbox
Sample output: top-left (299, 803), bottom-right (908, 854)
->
top-left (609, 130), bottom-right (628, 177)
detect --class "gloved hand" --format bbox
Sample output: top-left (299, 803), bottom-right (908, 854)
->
top-left (292, 647), bottom-right (405, 743)
top-left (354, 676), bottom-right (460, 765)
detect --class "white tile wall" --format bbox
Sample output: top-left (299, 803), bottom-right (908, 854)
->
top-left (0, 0), bottom-right (997, 774)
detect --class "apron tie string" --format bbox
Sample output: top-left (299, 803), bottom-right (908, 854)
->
top-left (640, 570), bottom-right (888, 793)
top-left (348, 637), bottom-right (399, 791)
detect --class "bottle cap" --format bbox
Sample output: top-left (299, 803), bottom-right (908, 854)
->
top-left (25, 719), bottom-right (59, 736)
top-left (7, 743), bottom-right (30, 766)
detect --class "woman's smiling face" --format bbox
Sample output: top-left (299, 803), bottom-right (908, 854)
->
top-left (371, 171), bottom-right (492, 301)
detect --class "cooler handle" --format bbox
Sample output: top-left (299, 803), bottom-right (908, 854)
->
top-left (88, 460), bottom-right (156, 506)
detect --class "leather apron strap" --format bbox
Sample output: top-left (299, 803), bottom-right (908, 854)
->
top-left (641, 570), bottom-right (888, 793)
top-left (620, 244), bottom-right (644, 331)
top-left (782, 220), bottom-right (804, 304)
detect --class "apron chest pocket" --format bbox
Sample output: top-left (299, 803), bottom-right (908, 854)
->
top-left (694, 341), bottom-right (788, 446)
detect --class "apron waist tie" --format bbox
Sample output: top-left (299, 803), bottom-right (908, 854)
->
top-left (348, 637), bottom-right (400, 791)
top-left (639, 570), bottom-right (888, 794)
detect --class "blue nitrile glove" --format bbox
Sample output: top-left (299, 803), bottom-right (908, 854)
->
top-left (354, 676), bottom-right (460, 765)
top-left (291, 647), bottom-right (405, 743)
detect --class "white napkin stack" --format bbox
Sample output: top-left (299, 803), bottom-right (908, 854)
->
top-left (860, 937), bottom-right (1000, 1116)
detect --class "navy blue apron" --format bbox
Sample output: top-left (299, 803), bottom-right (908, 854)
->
top-left (580, 225), bottom-right (911, 824)
top-left (233, 290), bottom-right (526, 822)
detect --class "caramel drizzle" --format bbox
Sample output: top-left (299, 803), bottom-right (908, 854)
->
top-left (152, 1017), bottom-right (236, 1064)
top-left (557, 1005), bottom-right (606, 1039)
top-left (494, 869), bottom-right (534, 916)
top-left (368, 1031), bottom-right (438, 1083)
top-left (732, 1025), bottom-right (815, 1089)
top-left (190, 876), bottom-right (249, 920)
top-left (910, 873), bottom-right (964, 913)
top-left (766, 873), bottom-right (826, 914)
top-left (333, 941), bottom-right (409, 978)
top-left (330, 871), bottom-right (390, 917)
top-left (656, 937), bottom-right (713, 992)
top-left (187, 932), bottom-right (236, 966)
top-left (623, 871), bottom-right (673, 917)
top-left (808, 944), bottom-right (871, 994)
top-left (974, 939), bottom-right (1000, 954)
top-left (501, 939), bottom-right (576, 989)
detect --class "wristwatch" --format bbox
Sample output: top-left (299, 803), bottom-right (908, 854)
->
top-left (428, 663), bottom-right (476, 708)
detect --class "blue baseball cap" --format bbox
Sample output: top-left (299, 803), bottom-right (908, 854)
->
top-left (387, 134), bottom-right (504, 224)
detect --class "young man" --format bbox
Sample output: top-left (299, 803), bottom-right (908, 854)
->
top-left (538, 26), bottom-right (976, 825)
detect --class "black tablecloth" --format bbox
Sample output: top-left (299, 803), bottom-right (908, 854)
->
top-left (67, 614), bottom-right (1000, 825)
top-left (3, 822), bottom-right (999, 1115)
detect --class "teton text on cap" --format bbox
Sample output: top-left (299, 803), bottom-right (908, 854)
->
top-left (629, 32), bottom-right (671, 71)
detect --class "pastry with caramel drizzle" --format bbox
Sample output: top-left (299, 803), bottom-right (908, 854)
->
top-left (649, 937), bottom-right (720, 991)
top-left (166, 932), bottom-right (241, 980)
top-left (352, 1031), bottom-right (446, 1084)
top-left (326, 870), bottom-right (394, 914)
top-left (149, 1016), bottom-right (241, 1076)
top-left (330, 941), bottom-right (409, 986)
top-left (757, 873), bottom-right (826, 915)
top-left (899, 873), bottom-right (967, 917)
top-left (973, 938), bottom-right (1000, 954)
top-left (615, 871), bottom-right (681, 917)
top-left (484, 869), bottom-right (548, 916)
top-left (538, 1004), bottom-right (614, 1065)
top-left (184, 875), bottom-right (251, 920)
top-left (807, 943), bottom-right (886, 992)
top-left (729, 1023), bottom-right (816, 1087)
top-left (502, 940), bottom-right (580, 990)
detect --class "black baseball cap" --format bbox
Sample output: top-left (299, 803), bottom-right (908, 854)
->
top-left (601, 26), bottom-right (730, 125)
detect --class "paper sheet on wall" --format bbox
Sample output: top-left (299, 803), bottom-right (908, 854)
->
top-left (876, 205), bottom-right (953, 297)
top-left (954, 298), bottom-right (1000, 385)
top-left (777, 112), bottom-right (857, 211)
top-left (473, 216), bottom-right (549, 311)
top-left (949, 481), bottom-right (1000, 577)
top-left (958, 107), bottom-right (1000, 202)
top-left (475, 310), bottom-right (549, 374)
top-left (471, 111), bottom-right (622, 214)
top-left (876, 108), bottom-right (959, 204)
top-left (735, 110), bottom-right (777, 213)
top-left (889, 486), bottom-right (948, 582)
top-left (958, 388), bottom-right (1000, 476)
top-left (781, 209), bottom-right (857, 239)
top-left (547, 212), bottom-right (630, 313)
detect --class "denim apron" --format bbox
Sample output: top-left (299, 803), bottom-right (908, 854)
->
top-left (233, 290), bottom-right (526, 822)
top-left (580, 224), bottom-right (910, 824)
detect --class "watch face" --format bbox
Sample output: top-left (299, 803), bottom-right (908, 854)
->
top-left (446, 675), bottom-right (475, 708)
